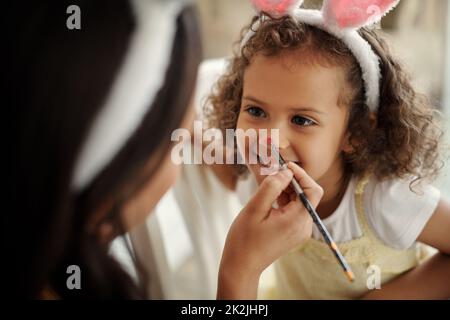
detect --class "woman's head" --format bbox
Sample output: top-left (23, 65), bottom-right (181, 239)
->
top-left (206, 13), bottom-right (443, 187)
top-left (7, 0), bottom-right (201, 298)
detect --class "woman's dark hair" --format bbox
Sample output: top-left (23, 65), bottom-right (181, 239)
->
top-left (6, 0), bottom-right (201, 298)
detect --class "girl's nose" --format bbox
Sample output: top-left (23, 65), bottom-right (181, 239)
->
top-left (265, 129), bottom-right (288, 149)
top-left (277, 129), bottom-right (301, 163)
top-left (278, 130), bottom-right (290, 149)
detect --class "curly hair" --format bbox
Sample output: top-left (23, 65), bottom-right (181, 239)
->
top-left (205, 14), bottom-right (445, 190)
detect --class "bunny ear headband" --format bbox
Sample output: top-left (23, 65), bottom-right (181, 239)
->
top-left (72, 0), bottom-right (192, 191)
top-left (243, 0), bottom-right (400, 113)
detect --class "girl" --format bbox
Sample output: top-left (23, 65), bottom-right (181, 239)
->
top-left (7, 0), bottom-right (322, 299)
top-left (208, 0), bottom-right (450, 299)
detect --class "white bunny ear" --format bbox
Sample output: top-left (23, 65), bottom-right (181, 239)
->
top-left (250, 0), bottom-right (304, 16)
top-left (322, 0), bottom-right (400, 30)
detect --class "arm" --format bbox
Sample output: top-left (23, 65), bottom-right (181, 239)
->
top-left (363, 197), bottom-right (450, 299)
top-left (217, 163), bottom-right (323, 299)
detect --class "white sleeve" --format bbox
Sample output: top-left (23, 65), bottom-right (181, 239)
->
top-left (195, 58), bottom-right (229, 117)
top-left (366, 177), bottom-right (441, 250)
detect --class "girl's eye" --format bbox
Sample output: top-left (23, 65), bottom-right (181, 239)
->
top-left (245, 106), bottom-right (267, 118)
top-left (291, 115), bottom-right (316, 127)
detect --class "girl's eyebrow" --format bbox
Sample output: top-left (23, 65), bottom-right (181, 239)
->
top-left (288, 107), bottom-right (326, 115)
top-left (243, 95), bottom-right (268, 106)
top-left (243, 95), bottom-right (326, 115)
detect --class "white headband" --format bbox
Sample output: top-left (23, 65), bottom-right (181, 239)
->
top-left (72, 0), bottom-right (192, 191)
top-left (243, 0), bottom-right (401, 112)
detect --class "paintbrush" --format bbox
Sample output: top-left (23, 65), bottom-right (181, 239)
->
top-left (266, 137), bottom-right (355, 282)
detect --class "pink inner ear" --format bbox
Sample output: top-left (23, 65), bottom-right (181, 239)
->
top-left (326, 0), bottom-right (398, 28)
top-left (251, 0), bottom-right (302, 15)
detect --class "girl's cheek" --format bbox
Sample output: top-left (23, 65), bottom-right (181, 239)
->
top-left (236, 115), bottom-right (251, 163)
top-left (236, 135), bottom-right (253, 167)
top-left (235, 113), bottom-right (245, 131)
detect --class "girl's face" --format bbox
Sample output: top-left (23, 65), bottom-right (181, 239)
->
top-left (236, 53), bottom-right (352, 188)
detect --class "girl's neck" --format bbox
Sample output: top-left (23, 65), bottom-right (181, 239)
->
top-left (316, 159), bottom-right (350, 220)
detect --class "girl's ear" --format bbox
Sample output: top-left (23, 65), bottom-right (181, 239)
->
top-left (341, 132), bottom-right (354, 154)
top-left (342, 112), bottom-right (377, 153)
top-left (322, 0), bottom-right (400, 30)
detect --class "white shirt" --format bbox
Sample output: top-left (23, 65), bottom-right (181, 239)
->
top-left (236, 174), bottom-right (441, 250)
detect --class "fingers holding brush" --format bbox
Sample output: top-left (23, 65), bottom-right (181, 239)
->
top-left (287, 162), bottom-right (324, 207)
top-left (245, 167), bottom-right (294, 220)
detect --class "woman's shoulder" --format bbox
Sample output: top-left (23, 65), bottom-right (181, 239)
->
top-left (40, 286), bottom-right (60, 300)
